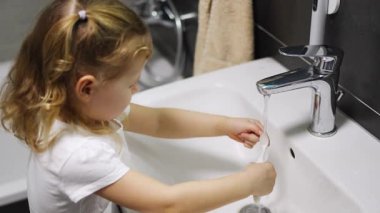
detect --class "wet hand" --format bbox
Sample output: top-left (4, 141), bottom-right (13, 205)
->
top-left (223, 118), bottom-right (263, 149)
top-left (245, 162), bottom-right (276, 196)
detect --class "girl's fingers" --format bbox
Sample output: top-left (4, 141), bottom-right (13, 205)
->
top-left (243, 142), bottom-right (253, 149)
top-left (243, 140), bottom-right (257, 149)
top-left (229, 134), bottom-right (245, 143)
top-left (244, 143), bottom-right (252, 149)
top-left (239, 132), bottom-right (260, 143)
top-left (248, 119), bottom-right (264, 134)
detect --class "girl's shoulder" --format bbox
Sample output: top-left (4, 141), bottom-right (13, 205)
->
top-left (29, 120), bottom-right (129, 204)
top-left (35, 120), bottom-right (123, 174)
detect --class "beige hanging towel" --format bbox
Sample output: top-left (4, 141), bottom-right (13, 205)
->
top-left (193, 0), bottom-right (254, 75)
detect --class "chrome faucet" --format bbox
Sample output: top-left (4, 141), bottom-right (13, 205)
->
top-left (256, 45), bottom-right (344, 137)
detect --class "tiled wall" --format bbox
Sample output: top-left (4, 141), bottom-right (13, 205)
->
top-left (254, 0), bottom-right (380, 139)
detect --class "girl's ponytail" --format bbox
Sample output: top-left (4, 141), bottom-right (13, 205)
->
top-left (0, 0), bottom-right (152, 152)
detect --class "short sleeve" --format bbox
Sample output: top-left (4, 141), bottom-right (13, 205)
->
top-left (59, 138), bottom-right (129, 203)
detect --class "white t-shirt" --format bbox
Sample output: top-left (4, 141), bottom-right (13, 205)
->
top-left (27, 116), bottom-right (130, 213)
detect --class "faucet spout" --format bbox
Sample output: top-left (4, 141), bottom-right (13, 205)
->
top-left (256, 45), bottom-right (343, 137)
top-left (257, 66), bottom-right (322, 95)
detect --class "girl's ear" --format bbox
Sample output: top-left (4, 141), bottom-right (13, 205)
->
top-left (75, 75), bottom-right (97, 102)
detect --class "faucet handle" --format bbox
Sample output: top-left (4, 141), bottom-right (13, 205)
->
top-left (279, 45), bottom-right (343, 73)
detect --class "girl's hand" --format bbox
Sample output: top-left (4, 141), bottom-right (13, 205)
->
top-left (245, 162), bottom-right (276, 196)
top-left (222, 117), bottom-right (263, 149)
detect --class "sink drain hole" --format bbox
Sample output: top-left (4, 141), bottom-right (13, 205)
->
top-left (239, 204), bottom-right (271, 213)
top-left (290, 148), bottom-right (296, 159)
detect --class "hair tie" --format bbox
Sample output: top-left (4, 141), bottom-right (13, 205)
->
top-left (78, 10), bottom-right (87, 21)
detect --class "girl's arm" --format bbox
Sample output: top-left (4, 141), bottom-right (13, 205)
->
top-left (123, 104), bottom-right (263, 148)
top-left (96, 162), bottom-right (276, 212)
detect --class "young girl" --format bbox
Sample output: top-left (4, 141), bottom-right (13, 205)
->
top-left (0, 0), bottom-right (276, 212)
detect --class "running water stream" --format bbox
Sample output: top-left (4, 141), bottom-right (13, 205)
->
top-left (253, 95), bottom-right (271, 212)
top-left (239, 95), bottom-right (272, 213)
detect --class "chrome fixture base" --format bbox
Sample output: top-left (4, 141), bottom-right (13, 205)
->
top-left (256, 45), bottom-right (343, 137)
top-left (308, 125), bottom-right (337, 137)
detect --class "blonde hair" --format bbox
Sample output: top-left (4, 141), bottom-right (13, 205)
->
top-left (0, 0), bottom-right (152, 152)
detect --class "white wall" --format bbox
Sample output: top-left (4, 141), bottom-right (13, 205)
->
top-left (0, 0), bottom-right (50, 62)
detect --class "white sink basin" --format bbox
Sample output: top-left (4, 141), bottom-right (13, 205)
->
top-left (122, 58), bottom-right (380, 213)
